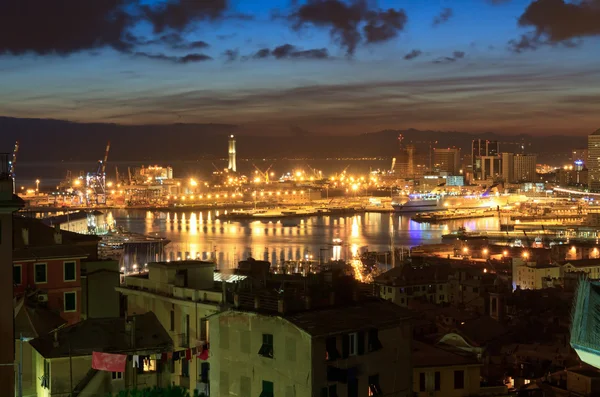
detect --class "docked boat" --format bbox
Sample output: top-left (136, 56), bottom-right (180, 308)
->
top-left (392, 194), bottom-right (496, 213)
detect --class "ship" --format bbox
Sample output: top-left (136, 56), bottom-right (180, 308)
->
top-left (392, 184), bottom-right (502, 213)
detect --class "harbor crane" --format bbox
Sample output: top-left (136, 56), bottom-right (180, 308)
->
top-left (86, 141), bottom-right (111, 205)
top-left (8, 140), bottom-right (19, 193)
top-left (253, 163), bottom-right (274, 183)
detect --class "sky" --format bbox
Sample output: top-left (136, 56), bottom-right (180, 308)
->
top-left (1, 0), bottom-right (600, 136)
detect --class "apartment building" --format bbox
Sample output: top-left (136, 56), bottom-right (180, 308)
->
top-left (210, 297), bottom-right (413, 397)
top-left (117, 260), bottom-right (224, 393)
top-left (375, 264), bottom-right (450, 307)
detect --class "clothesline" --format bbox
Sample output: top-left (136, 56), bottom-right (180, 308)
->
top-left (92, 342), bottom-right (210, 372)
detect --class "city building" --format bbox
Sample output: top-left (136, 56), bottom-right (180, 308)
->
top-left (472, 139), bottom-right (499, 180)
top-left (501, 153), bottom-right (514, 183)
top-left (116, 261), bottom-right (223, 393)
top-left (433, 148), bottom-right (461, 175)
top-left (375, 263), bottom-right (450, 307)
top-left (588, 129), bottom-right (600, 191)
top-left (557, 165), bottom-right (588, 187)
top-left (513, 154), bottom-right (537, 183)
top-left (572, 148), bottom-right (589, 165)
top-left (42, 210), bottom-right (109, 234)
top-left (209, 298), bottom-right (413, 397)
top-left (512, 259), bottom-right (561, 290)
top-left (561, 258), bottom-right (600, 279)
top-left (413, 341), bottom-right (486, 397)
top-left (0, 154), bottom-right (24, 397)
top-left (81, 259), bottom-right (121, 319)
top-left (29, 312), bottom-right (172, 397)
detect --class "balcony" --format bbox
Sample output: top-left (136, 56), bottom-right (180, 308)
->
top-left (121, 276), bottom-right (223, 304)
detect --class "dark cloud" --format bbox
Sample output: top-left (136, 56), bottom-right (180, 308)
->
top-left (140, 0), bottom-right (227, 33)
top-left (249, 44), bottom-right (329, 60)
top-left (226, 12), bottom-right (255, 21)
top-left (223, 49), bottom-right (239, 62)
top-left (217, 33), bottom-right (238, 40)
top-left (403, 49), bottom-right (422, 60)
top-left (510, 0), bottom-right (600, 52)
top-left (133, 52), bottom-right (212, 64)
top-left (289, 0), bottom-right (407, 55)
top-left (253, 48), bottom-right (272, 59)
top-left (433, 51), bottom-right (465, 64)
top-left (0, 0), bottom-right (133, 55)
top-left (487, 0), bottom-right (512, 4)
top-left (173, 41), bottom-right (210, 50)
top-left (432, 8), bottom-right (453, 27)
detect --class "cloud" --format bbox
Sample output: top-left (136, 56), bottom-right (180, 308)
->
top-left (432, 8), bottom-right (453, 27)
top-left (173, 41), bottom-right (210, 50)
top-left (248, 44), bottom-right (329, 60)
top-left (289, 0), bottom-right (407, 55)
top-left (132, 52), bottom-right (212, 64)
top-left (510, 0), bottom-right (600, 51)
top-left (433, 51), bottom-right (465, 64)
top-left (140, 0), bottom-right (227, 33)
top-left (223, 49), bottom-right (239, 62)
top-left (0, 0), bottom-right (225, 56)
top-left (487, 0), bottom-right (512, 4)
top-left (403, 49), bottom-right (422, 60)
top-left (0, 0), bottom-right (134, 55)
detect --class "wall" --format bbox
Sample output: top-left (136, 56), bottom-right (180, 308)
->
top-left (379, 283), bottom-right (448, 307)
top-left (82, 260), bottom-right (120, 319)
top-left (15, 340), bottom-right (36, 396)
top-left (210, 312), bottom-right (313, 397)
top-left (14, 258), bottom-right (82, 323)
top-left (413, 365), bottom-right (481, 397)
top-left (50, 356), bottom-right (92, 396)
top-left (312, 322), bottom-right (413, 397)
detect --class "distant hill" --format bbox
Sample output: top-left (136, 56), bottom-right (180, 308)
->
top-left (0, 116), bottom-right (584, 163)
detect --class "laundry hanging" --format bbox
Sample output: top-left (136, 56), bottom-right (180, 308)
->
top-left (92, 352), bottom-right (127, 372)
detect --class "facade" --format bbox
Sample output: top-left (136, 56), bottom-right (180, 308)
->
top-left (512, 260), bottom-right (561, 290)
top-left (0, 157), bottom-right (24, 397)
top-left (116, 261), bottom-right (223, 393)
top-left (588, 129), bottom-right (600, 191)
top-left (433, 148), bottom-right (461, 175)
top-left (480, 155), bottom-right (502, 180)
top-left (42, 210), bottom-right (109, 234)
top-left (413, 341), bottom-right (484, 397)
top-left (472, 139), bottom-right (499, 180)
top-left (375, 264), bottom-right (450, 307)
top-left (29, 312), bottom-right (172, 397)
top-left (562, 258), bottom-right (600, 279)
top-left (80, 259), bottom-right (121, 319)
top-left (501, 153), bottom-right (514, 183)
top-left (210, 299), bottom-right (413, 397)
top-left (513, 154), bottom-right (537, 183)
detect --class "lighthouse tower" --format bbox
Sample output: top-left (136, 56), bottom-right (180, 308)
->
top-left (228, 135), bottom-right (237, 172)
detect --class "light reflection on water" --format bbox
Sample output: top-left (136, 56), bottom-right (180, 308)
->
top-left (114, 209), bottom-right (500, 269)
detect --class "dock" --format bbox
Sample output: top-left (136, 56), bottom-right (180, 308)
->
top-left (412, 209), bottom-right (497, 223)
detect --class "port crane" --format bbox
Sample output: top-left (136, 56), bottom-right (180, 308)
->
top-left (86, 141), bottom-right (111, 205)
top-left (8, 141), bottom-right (19, 193)
top-left (253, 164), bottom-right (274, 183)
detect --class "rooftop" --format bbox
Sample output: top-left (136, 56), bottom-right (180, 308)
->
top-left (13, 244), bottom-right (89, 261)
top-left (13, 215), bottom-right (100, 249)
top-left (41, 210), bottom-right (103, 226)
top-left (413, 341), bottom-right (480, 368)
top-left (374, 263), bottom-right (451, 286)
top-left (148, 260), bottom-right (214, 269)
top-left (29, 312), bottom-right (172, 359)
top-left (14, 299), bottom-right (67, 339)
top-left (561, 258), bottom-right (600, 268)
top-left (283, 298), bottom-right (412, 337)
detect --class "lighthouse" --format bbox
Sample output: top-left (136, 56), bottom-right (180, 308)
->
top-left (228, 135), bottom-right (237, 172)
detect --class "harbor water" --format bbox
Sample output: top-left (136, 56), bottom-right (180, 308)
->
top-left (113, 209), bottom-right (501, 268)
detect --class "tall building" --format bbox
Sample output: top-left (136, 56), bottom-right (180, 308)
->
top-left (572, 148), bottom-right (588, 165)
top-left (501, 153), bottom-right (514, 183)
top-left (588, 130), bottom-right (600, 191)
top-left (472, 139), bottom-right (499, 180)
top-left (228, 135), bottom-right (237, 173)
top-left (513, 154), bottom-right (537, 183)
top-left (433, 148), bottom-right (461, 175)
top-left (0, 153), bottom-right (24, 397)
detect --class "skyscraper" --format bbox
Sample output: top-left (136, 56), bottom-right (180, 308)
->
top-left (433, 148), bottom-right (461, 175)
top-left (588, 130), bottom-right (600, 191)
top-left (513, 154), bottom-right (537, 183)
top-left (228, 135), bottom-right (237, 173)
top-left (472, 139), bottom-right (500, 180)
top-left (501, 153), bottom-right (514, 182)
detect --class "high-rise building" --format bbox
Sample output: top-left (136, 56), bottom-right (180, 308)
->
top-left (588, 130), bottom-right (600, 191)
top-left (480, 155), bottom-right (502, 180)
top-left (433, 148), bottom-right (461, 175)
top-left (513, 154), bottom-right (537, 183)
top-left (501, 153), bottom-right (514, 183)
top-left (228, 135), bottom-right (237, 173)
top-left (472, 139), bottom-right (500, 180)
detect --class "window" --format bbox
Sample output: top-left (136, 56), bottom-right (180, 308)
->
top-left (181, 358), bottom-right (189, 378)
top-left (368, 374), bottom-right (382, 396)
top-left (111, 372), bottom-right (123, 380)
top-left (387, 287), bottom-right (392, 293)
top-left (367, 329), bottom-right (383, 352)
top-left (170, 310), bottom-right (175, 331)
top-left (419, 373), bottom-right (425, 392)
top-left (473, 287), bottom-right (479, 293)
top-left (320, 385), bottom-right (338, 397)
top-left (64, 292), bottom-right (76, 312)
top-left (200, 317), bottom-right (208, 342)
top-left (42, 360), bottom-right (50, 389)
top-left (143, 358), bottom-right (156, 373)
top-left (200, 362), bottom-right (210, 383)
top-left (35, 263), bottom-right (47, 284)
top-left (260, 380), bottom-right (274, 397)
top-left (348, 333), bottom-right (358, 356)
top-left (64, 261), bottom-right (76, 281)
top-left (435, 371), bottom-right (441, 391)
top-left (258, 333), bottom-right (274, 358)
top-left (325, 337), bottom-right (340, 361)
top-left (454, 370), bottom-right (465, 389)
top-left (13, 265), bottom-right (22, 285)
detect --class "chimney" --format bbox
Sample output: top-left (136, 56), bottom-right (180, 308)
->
top-left (52, 331), bottom-right (59, 348)
top-left (254, 296), bottom-right (260, 310)
top-left (53, 230), bottom-right (62, 245)
top-left (22, 228), bottom-right (29, 246)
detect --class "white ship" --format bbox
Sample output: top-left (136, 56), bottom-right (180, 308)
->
top-left (392, 194), bottom-right (496, 213)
